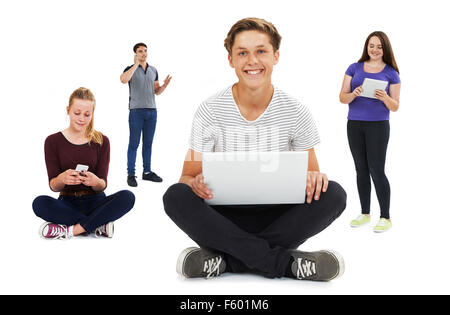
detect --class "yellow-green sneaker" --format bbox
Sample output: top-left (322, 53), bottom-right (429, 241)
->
top-left (350, 214), bottom-right (371, 227)
top-left (373, 218), bottom-right (392, 233)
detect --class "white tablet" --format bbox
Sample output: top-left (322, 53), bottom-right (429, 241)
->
top-left (360, 78), bottom-right (388, 99)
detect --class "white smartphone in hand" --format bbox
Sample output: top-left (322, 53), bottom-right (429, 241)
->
top-left (75, 164), bottom-right (89, 173)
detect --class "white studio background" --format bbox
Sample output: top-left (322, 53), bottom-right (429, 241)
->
top-left (0, 0), bottom-right (449, 294)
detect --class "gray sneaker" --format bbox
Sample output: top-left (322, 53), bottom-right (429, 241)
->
top-left (176, 247), bottom-right (226, 279)
top-left (290, 250), bottom-right (345, 281)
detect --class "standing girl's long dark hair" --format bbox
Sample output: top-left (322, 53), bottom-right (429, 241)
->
top-left (358, 31), bottom-right (399, 74)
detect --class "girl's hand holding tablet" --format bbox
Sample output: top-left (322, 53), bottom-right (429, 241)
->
top-left (352, 86), bottom-right (363, 97)
top-left (374, 89), bottom-right (389, 102)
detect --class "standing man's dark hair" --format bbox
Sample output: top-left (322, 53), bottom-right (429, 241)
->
top-left (120, 42), bottom-right (172, 187)
top-left (133, 42), bottom-right (147, 53)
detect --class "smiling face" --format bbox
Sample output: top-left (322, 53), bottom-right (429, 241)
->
top-left (367, 36), bottom-right (383, 62)
top-left (67, 98), bottom-right (94, 133)
top-left (135, 45), bottom-right (148, 63)
top-left (228, 30), bottom-right (279, 90)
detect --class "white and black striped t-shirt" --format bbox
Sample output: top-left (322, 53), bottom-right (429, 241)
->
top-left (190, 86), bottom-right (320, 152)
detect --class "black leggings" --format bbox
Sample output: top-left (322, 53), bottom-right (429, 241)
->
top-left (163, 182), bottom-right (346, 278)
top-left (347, 120), bottom-right (390, 219)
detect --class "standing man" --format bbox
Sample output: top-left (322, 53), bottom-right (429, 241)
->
top-left (120, 42), bottom-right (172, 187)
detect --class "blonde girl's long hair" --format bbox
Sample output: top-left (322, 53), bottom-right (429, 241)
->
top-left (68, 87), bottom-right (103, 145)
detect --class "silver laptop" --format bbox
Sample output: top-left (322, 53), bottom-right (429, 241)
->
top-left (203, 151), bottom-right (308, 205)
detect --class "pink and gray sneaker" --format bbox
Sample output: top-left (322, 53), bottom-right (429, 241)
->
top-left (93, 222), bottom-right (114, 238)
top-left (39, 222), bottom-right (71, 240)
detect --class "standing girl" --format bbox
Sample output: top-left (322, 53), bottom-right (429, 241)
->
top-left (33, 87), bottom-right (135, 239)
top-left (339, 31), bottom-right (401, 232)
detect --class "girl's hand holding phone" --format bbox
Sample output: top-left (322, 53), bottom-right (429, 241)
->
top-left (59, 169), bottom-right (83, 186)
top-left (79, 171), bottom-right (100, 187)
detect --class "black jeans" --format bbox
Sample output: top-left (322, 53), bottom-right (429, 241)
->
top-left (163, 182), bottom-right (346, 278)
top-left (347, 120), bottom-right (390, 219)
top-left (33, 190), bottom-right (135, 233)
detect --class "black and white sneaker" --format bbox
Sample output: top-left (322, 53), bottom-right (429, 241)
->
top-left (176, 247), bottom-right (226, 279)
top-left (290, 250), bottom-right (345, 281)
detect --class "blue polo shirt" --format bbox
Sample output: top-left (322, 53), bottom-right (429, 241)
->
top-left (123, 63), bottom-right (159, 109)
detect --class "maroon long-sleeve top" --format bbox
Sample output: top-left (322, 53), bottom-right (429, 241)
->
top-left (44, 132), bottom-right (110, 194)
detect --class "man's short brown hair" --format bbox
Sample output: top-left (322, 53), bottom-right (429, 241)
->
top-left (133, 42), bottom-right (147, 53)
top-left (224, 18), bottom-right (282, 54)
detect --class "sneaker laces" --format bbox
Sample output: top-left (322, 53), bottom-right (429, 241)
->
top-left (49, 224), bottom-right (69, 240)
top-left (296, 258), bottom-right (317, 279)
top-left (377, 219), bottom-right (389, 227)
top-left (94, 224), bottom-right (108, 237)
top-left (94, 225), bottom-right (106, 238)
top-left (356, 215), bottom-right (368, 221)
top-left (203, 256), bottom-right (223, 279)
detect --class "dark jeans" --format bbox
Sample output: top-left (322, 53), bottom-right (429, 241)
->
top-left (347, 120), bottom-right (390, 219)
top-left (127, 108), bottom-right (157, 175)
top-left (32, 190), bottom-right (135, 233)
top-left (163, 182), bottom-right (346, 278)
